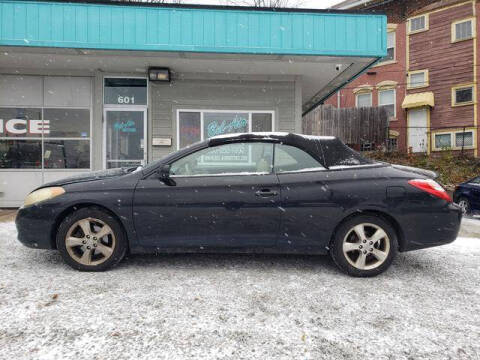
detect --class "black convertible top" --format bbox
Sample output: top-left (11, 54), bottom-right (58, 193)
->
top-left (208, 132), bottom-right (373, 168)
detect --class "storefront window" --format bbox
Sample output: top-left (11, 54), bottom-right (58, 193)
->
top-left (43, 109), bottom-right (90, 138)
top-left (178, 112), bottom-right (201, 148)
top-left (0, 108), bottom-right (42, 138)
top-left (177, 110), bottom-right (274, 149)
top-left (43, 140), bottom-right (90, 169)
top-left (252, 113), bottom-right (273, 132)
top-left (0, 139), bottom-right (42, 169)
top-left (204, 112), bottom-right (249, 138)
top-left (0, 107), bottom-right (90, 169)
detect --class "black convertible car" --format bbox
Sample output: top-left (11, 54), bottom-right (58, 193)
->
top-left (16, 133), bottom-right (462, 277)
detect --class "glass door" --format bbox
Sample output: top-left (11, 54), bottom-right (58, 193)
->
top-left (104, 108), bottom-right (146, 169)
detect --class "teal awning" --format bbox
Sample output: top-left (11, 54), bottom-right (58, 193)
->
top-left (0, 0), bottom-right (386, 58)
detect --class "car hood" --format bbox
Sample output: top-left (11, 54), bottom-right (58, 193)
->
top-left (39, 167), bottom-right (142, 188)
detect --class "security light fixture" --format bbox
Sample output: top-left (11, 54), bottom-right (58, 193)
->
top-left (148, 67), bottom-right (171, 82)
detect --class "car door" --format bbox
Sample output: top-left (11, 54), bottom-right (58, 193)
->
top-left (133, 141), bottom-right (282, 248)
top-left (273, 143), bottom-right (343, 249)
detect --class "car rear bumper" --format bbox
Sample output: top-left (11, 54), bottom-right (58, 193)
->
top-left (15, 204), bottom-right (58, 249)
top-left (399, 202), bottom-right (462, 252)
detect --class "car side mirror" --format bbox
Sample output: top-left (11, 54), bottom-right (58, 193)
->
top-left (157, 164), bottom-right (175, 186)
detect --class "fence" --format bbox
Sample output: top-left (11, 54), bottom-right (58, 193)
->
top-left (302, 105), bottom-right (389, 147)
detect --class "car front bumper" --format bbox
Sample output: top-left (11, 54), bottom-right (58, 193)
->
top-left (15, 203), bottom-right (60, 249)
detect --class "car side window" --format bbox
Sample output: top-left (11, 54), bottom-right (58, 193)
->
top-left (170, 142), bottom-right (274, 176)
top-left (274, 144), bottom-right (325, 173)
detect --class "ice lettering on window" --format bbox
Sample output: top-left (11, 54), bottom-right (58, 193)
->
top-left (0, 119), bottom-right (50, 135)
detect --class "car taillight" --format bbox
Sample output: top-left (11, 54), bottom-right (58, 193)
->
top-left (408, 179), bottom-right (452, 202)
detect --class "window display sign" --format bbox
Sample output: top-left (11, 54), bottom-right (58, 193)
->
top-left (203, 112), bottom-right (249, 138)
top-left (201, 143), bottom-right (249, 164)
top-left (177, 110), bottom-right (274, 149)
top-left (104, 78), bottom-right (147, 105)
top-left (202, 113), bottom-right (249, 164)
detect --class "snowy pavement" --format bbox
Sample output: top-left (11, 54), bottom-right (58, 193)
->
top-left (0, 220), bottom-right (479, 360)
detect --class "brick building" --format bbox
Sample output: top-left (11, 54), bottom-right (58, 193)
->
top-left (326, 0), bottom-right (479, 156)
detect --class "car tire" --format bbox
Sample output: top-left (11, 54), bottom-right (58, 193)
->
top-left (457, 197), bottom-right (471, 215)
top-left (56, 207), bottom-right (127, 271)
top-left (329, 214), bottom-right (398, 277)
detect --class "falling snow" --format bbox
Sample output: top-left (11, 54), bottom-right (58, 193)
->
top-left (0, 220), bottom-right (479, 359)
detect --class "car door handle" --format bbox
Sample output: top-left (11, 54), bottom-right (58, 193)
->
top-left (255, 189), bottom-right (278, 197)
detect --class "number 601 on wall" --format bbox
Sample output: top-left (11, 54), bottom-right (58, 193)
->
top-left (117, 96), bottom-right (135, 104)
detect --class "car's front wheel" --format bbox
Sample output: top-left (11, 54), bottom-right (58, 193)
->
top-left (330, 215), bottom-right (398, 277)
top-left (56, 207), bottom-right (127, 271)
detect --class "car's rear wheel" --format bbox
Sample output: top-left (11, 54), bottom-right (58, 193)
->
top-left (330, 215), bottom-right (398, 277)
top-left (457, 197), bottom-right (471, 215)
top-left (56, 207), bottom-right (127, 271)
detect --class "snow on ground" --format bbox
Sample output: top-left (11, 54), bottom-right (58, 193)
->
top-left (0, 220), bottom-right (479, 360)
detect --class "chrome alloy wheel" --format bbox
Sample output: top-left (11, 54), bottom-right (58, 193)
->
top-left (457, 200), bottom-right (469, 215)
top-left (65, 218), bottom-right (116, 266)
top-left (342, 223), bottom-right (391, 271)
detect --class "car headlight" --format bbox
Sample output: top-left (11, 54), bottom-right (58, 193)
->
top-left (24, 187), bottom-right (65, 207)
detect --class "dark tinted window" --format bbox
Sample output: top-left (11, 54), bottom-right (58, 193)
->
top-left (455, 87), bottom-right (473, 104)
top-left (43, 140), bottom-right (90, 169)
top-left (0, 139), bottom-right (42, 168)
top-left (104, 78), bottom-right (147, 105)
top-left (320, 138), bottom-right (373, 168)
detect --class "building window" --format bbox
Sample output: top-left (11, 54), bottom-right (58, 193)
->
top-left (379, 31), bottom-right (395, 63)
top-left (452, 19), bottom-right (474, 42)
top-left (452, 84), bottom-right (475, 106)
top-left (387, 137), bottom-right (398, 151)
top-left (455, 131), bottom-right (474, 147)
top-left (177, 110), bottom-right (274, 149)
top-left (408, 70), bottom-right (429, 89)
top-left (433, 130), bottom-right (475, 151)
top-left (0, 107), bottom-right (91, 169)
top-left (356, 92), bottom-right (372, 108)
top-left (104, 78), bottom-right (147, 105)
top-left (360, 142), bottom-right (375, 152)
top-left (434, 133), bottom-right (452, 149)
top-left (378, 88), bottom-right (396, 119)
top-left (409, 15), bottom-right (428, 34)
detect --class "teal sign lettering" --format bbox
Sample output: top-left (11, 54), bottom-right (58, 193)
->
top-left (114, 120), bottom-right (137, 133)
top-left (207, 115), bottom-right (247, 138)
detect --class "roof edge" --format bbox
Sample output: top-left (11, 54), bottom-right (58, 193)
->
top-left (24, 0), bottom-right (386, 15)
